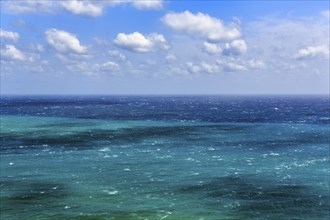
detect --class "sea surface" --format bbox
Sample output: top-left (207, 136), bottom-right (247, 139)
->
top-left (0, 95), bottom-right (329, 220)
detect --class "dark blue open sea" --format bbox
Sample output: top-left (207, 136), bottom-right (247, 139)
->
top-left (1, 96), bottom-right (329, 220)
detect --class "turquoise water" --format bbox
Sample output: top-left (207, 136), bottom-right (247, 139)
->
top-left (1, 96), bottom-right (329, 219)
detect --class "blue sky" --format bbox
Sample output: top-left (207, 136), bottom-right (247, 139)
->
top-left (1, 0), bottom-right (329, 95)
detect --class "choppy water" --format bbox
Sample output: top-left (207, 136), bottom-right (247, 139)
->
top-left (1, 96), bottom-right (329, 219)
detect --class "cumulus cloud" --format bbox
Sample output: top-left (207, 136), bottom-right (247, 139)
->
top-left (94, 37), bottom-right (112, 46)
top-left (113, 32), bottom-right (169, 53)
top-left (45, 28), bottom-right (87, 54)
top-left (0, 29), bottom-right (20, 41)
top-left (108, 50), bottom-right (126, 61)
top-left (216, 59), bottom-right (246, 72)
top-left (95, 61), bottom-right (120, 72)
top-left (246, 59), bottom-right (266, 69)
top-left (186, 62), bottom-right (202, 74)
top-left (166, 53), bottom-right (177, 61)
top-left (203, 42), bottom-right (222, 55)
top-left (55, 53), bottom-right (91, 63)
top-left (1, 45), bottom-right (26, 61)
top-left (35, 44), bottom-right (44, 52)
top-left (294, 45), bottom-right (329, 59)
top-left (162, 11), bottom-right (241, 41)
top-left (2, 0), bottom-right (163, 16)
top-left (131, 0), bottom-right (163, 10)
top-left (28, 43), bottom-right (45, 53)
top-left (222, 39), bottom-right (247, 56)
top-left (223, 62), bottom-right (246, 72)
top-left (186, 61), bottom-right (219, 74)
top-left (2, 0), bottom-right (59, 14)
top-left (61, 0), bottom-right (103, 17)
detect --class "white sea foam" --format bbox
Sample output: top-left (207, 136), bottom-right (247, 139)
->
top-left (186, 157), bottom-right (195, 161)
top-left (99, 147), bottom-right (110, 152)
top-left (103, 190), bottom-right (119, 195)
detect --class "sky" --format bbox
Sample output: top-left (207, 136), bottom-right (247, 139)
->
top-left (0, 0), bottom-right (329, 95)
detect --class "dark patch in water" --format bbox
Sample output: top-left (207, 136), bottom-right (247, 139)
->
top-left (34, 121), bottom-right (99, 128)
top-left (178, 175), bottom-right (329, 219)
top-left (0, 180), bottom-right (70, 217)
top-left (1, 122), bottom-right (328, 153)
top-left (43, 210), bottom-right (162, 220)
top-left (1, 100), bottom-right (121, 107)
top-left (1, 180), bottom-right (68, 200)
top-left (0, 124), bottom-right (252, 151)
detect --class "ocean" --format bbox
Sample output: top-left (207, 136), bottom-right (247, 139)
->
top-left (0, 95), bottom-right (329, 219)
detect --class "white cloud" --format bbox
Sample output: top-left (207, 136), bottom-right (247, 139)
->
top-left (200, 61), bottom-right (219, 73)
top-left (166, 53), bottom-right (177, 61)
top-left (294, 45), bottom-right (329, 59)
top-left (65, 61), bottom-right (93, 75)
top-left (246, 59), bottom-right (266, 69)
top-left (94, 37), bottom-right (112, 46)
top-left (2, 0), bottom-right (59, 14)
top-left (114, 32), bottom-right (169, 53)
top-left (29, 43), bottom-right (44, 52)
top-left (55, 53), bottom-right (92, 63)
top-left (0, 29), bottom-right (20, 41)
top-left (162, 11), bottom-right (241, 41)
top-left (61, 0), bottom-right (103, 17)
top-left (222, 39), bottom-right (247, 56)
top-left (218, 60), bottom-right (246, 72)
top-left (203, 42), bottom-right (222, 55)
top-left (98, 0), bottom-right (164, 10)
top-left (131, 0), bottom-right (163, 10)
top-left (2, 0), bottom-right (163, 16)
top-left (95, 61), bottom-right (120, 72)
top-left (45, 28), bottom-right (87, 54)
top-left (36, 44), bottom-right (44, 52)
top-left (1, 45), bottom-right (26, 61)
top-left (186, 62), bottom-right (202, 74)
top-left (186, 61), bottom-right (219, 74)
top-left (108, 50), bottom-right (126, 61)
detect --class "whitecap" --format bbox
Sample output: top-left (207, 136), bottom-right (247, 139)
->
top-left (108, 190), bottom-right (118, 195)
top-left (99, 147), bottom-right (110, 152)
top-left (103, 190), bottom-right (119, 195)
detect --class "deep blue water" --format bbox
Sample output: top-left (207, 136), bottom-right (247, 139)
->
top-left (0, 96), bottom-right (329, 219)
